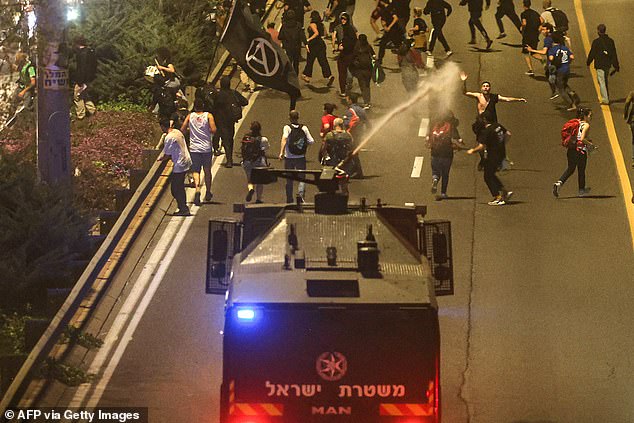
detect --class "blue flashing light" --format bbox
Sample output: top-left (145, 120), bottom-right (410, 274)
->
top-left (237, 308), bottom-right (255, 321)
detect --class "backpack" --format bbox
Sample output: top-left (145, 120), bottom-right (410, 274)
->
top-left (325, 131), bottom-right (352, 165)
top-left (549, 8), bottom-right (569, 33)
top-left (561, 118), bottom-right (581, 148)
top-left (287, 124), bottom-right (308, 155)
top-left (241, 134), bottom-right (263, 162)
top-left (429, 121), bottom-right (453, 148)
top-left (343, 107), bottom-right (359, 130)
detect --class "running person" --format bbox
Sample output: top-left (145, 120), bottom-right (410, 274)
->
top-left (495, 0), bottom-right (521, 39)
top-left (520, 0), bottom-right (543, 76)
top-left (548, 32), bottom-right (578, 111)
top-left (459, 0), bottom-right (493, 50)
top-left (553, 108), bottom-right (594, 197)
top-left (423, 0), bottom-right (453, 57)
top-left (467, 114), bottom-right (513, 205)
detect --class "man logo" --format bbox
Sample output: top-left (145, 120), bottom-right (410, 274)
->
top-left (316, 352), bottom-right (348, 381)
top-left (245, 37), bottom-right (280, 77)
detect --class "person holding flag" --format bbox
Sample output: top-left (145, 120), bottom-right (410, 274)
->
top-left (221, 0), bottom-right (301, 108)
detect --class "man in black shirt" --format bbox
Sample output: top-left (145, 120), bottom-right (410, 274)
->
top-left (520, 0), bottom-right (543, 76)
top-left (495, 0), bottom-right (521, 38)
top-left (586, 24), bottom-right (620, 105)
top-left (423, 0), bottom-right (453, 57)
top-left (73, 36), bottom-right (98, 119)
top-left (459, 0), bottom-right (493, 50)
top-left (377, 3), bottom-right (404, 63)
top-left (213, 76), bottom-right (248, 167)
top-left (468, 115), bottom-right (513, 205)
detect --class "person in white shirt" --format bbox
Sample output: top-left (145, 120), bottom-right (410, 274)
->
top-left (157, 119), bottom-right (192, 216)
top-left (279, 110), bottom-right (315, 203)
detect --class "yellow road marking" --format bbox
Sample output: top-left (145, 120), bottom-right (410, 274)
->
top-left (574, 0), bottom-right (634, 252)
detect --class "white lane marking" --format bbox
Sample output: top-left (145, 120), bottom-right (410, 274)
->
top-left (411, 156), bottom-right (424, 178)
top-left (418, 117), bottom-right (429, 137)
top-left (69, 216), bottom-right (187, 406)
top-left (73, 89), bottom-right (262, 408)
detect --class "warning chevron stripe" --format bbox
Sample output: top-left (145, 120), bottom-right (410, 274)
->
top-left (231, 403), bottom-right (284, 416)
top-left (379, 403), bottom-right (433, 416)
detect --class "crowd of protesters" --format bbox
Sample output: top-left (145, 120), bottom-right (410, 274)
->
top-left (24, 0), bottom-right (617, 215)
top-left (153, 0), bottom-right (632, 213)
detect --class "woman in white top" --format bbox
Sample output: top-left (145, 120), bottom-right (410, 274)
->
top-left (553, 107), bottom-right (594, 198)
top-left (181, 98), bottom-right (216, 206)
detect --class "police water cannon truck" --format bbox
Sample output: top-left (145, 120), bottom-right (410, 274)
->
top-left (207, 167), bottom-right (454, 423)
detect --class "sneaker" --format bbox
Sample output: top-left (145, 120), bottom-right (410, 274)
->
top-left (426, 51), bottom-right (433, 56)
top-left (194, 192), bottom-right (201, 206)
top-left (503, 191), bottom-right (514, 202)
top-left (431, 178), bottom-right (439, 194)
top-left (525, 70), bottom-right (535, 76)
top-left (567, 105), bottom-right (578, 112)
top-left (204, 192), bottom-right (213, 202)
top-left (497, 33), bottom-right (507, 39)
top-left (485, 39), bottom-right (493, 50)
top-left (578, 187), bottom-right (591, 197)
top-left (301, 74), bottom-right (310, 83)
top-left (246, 188), bottom-right (255, 202)
top-left (487, 198), bottom-right (505, 206)
top-left (363, 103), bottom-right (372, 110)
top-left (327, 75), bottom-right (335, 87)
top-left (440, 193), bottom-right (448, 199)
top-left (445, 50), bottom-right (453, 58)
top-left (174, 208), bottom-right (191, 216)
top-left (549, 93), bottom-right (560, 100)
top-left (255, 199), bottom-right (264, 204)
top-left (552, 181), bottom-right (561, 198)
top-left (468, 39), bottom-right (476, 45)
top-left (338, 92), bottom-right (347, 98)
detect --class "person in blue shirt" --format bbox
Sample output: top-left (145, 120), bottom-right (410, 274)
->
top-left (526, 23), bottom-right (557, 99)
top-left (548, 32), bottom-right (578, 111)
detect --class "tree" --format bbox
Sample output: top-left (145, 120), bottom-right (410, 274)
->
top-left (68, 0), bottom-right (219, 103)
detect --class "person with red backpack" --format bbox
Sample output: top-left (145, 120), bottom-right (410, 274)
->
top-left (553, 108), bottom-right (594, 197)
top-left (427, 111), bottom-right (463, 200)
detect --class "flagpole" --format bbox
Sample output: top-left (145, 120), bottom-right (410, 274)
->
top-left (205, 0), bottom-right (238, 83)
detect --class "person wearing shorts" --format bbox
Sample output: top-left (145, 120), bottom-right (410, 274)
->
top-left (520, 0), bottom-right (543, 76)
top-left (181, 98), bottom-right (216, 206)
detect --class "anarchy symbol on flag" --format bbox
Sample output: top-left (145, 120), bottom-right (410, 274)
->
top-left (245, 38), bottom-right (280, 77)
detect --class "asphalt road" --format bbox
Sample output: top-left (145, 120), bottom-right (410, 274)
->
top-left (38, 1), bottom-right (634, 422)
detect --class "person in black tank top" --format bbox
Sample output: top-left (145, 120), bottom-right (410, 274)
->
top-left (302, 11), bottom-right (335, 85)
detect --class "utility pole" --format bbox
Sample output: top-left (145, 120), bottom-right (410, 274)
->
top-left (36, 0), bottom-right (71, 185)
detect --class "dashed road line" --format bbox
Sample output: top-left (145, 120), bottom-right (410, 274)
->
top-left (411, 156), bottom-right (424, 178)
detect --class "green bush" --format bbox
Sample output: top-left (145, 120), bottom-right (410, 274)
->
top-left (0, 150), bottom-right (91, 311)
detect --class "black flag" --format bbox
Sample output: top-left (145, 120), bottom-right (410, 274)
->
top-left (220, 1), bottom-right (301, 98)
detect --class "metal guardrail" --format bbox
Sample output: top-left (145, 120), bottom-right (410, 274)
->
top-left (0, 0), bottom-right (282, 412)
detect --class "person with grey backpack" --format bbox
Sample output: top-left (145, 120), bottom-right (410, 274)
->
top-left (279, 110), bottom-right (315, 203)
